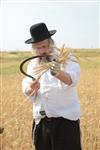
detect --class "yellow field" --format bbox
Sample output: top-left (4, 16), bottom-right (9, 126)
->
top-left (0, 51), bottom-right (100, 150)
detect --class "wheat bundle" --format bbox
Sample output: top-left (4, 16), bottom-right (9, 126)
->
top-left (32, 46), bottom-right (71, 77)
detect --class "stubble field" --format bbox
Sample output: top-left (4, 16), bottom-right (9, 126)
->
top-left (0, 49), bottom-right (100, 150)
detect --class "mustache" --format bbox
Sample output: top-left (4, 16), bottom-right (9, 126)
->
top-left (40, 53), bottom-right (52, 62)
top-left (40, 48), bottom-right (58, 62)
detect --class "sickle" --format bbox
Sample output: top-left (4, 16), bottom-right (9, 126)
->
top-left (20, 55), bottom-right (49, 80)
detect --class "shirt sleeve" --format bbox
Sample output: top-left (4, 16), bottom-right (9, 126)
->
top-left (64, 54), bottom-right (80, 86)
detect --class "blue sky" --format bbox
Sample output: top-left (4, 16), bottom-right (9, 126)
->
top-left (0, 0), bottom-right (99, 51)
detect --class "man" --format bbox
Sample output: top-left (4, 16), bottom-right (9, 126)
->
top-left (22, 22), bottom-right (82, 150)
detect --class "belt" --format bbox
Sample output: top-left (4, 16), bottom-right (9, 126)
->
top-left (44, 116), bottom-right (62, 122)
top-left (39, 111), bottom-right (58, 121)
top-left (40, 110), bottom-right (46, 116)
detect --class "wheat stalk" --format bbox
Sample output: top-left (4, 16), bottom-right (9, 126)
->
top-left (56, 45), bottom-right (70, 63)
top-left (32, 46), bottom-right (71, 77)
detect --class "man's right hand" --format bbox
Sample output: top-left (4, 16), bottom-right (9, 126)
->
top-left (25, 79), bottom-right (40, 96)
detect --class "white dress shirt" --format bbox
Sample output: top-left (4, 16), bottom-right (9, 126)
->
top-left (22, 53), bottom-right (81, 124)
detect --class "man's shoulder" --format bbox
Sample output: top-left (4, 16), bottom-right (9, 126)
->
top-left (67, 53), bottom-right (79, 63)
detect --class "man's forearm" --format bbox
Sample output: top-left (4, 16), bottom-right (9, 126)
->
top-left (55, 70), bottom-right (72, 85)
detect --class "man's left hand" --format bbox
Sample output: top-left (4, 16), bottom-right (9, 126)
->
top-left (50, 61), bottom-right (61, 76)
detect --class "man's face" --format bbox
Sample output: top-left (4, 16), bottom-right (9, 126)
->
top-left (33, 39), bottom-right (50, 56)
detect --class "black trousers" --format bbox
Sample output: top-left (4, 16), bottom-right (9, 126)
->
top-left (32, 117), bottom-right (82, 150)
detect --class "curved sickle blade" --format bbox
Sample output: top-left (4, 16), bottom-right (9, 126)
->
top-left (20, 55), bottom-right (47, 80)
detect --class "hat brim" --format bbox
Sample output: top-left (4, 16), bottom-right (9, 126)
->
top-left (25, 30), bottom-right (56, 44)
top-left (49, 30), bottom-right (57, 36)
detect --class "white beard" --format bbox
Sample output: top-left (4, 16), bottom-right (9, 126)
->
top-left (40, 47), bottom-right (59, 63)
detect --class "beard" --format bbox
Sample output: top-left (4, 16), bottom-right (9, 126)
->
top-left (40, 47), bottom-right (59, 63)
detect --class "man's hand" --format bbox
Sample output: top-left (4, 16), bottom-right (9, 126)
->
top-left (50, 62), bottom-right (72, 85)
top-left (25, 79), bottom-right (40, 96)
top-left (50, 61), bottom-right (61, 76)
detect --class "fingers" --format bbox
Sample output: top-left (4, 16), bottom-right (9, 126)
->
top-left (30, 80), bottom-right (40, 89)
top-left (25, 78), bottom-right (40, 96)
top-left (30, 87), bottom-right (39, 96)
top-left (50, 61), bottom-right (61, 76)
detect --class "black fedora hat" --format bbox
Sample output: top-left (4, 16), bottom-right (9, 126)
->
top-left (25, 22), bottom-right (57, 44)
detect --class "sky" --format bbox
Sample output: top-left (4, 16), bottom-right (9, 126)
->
top-left (0, 0), bottom-right (99, 51)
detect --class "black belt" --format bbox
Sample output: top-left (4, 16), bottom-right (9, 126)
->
top-left (40, 111), bottom-right (46, 116)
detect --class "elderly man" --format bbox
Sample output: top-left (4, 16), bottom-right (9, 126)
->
top-left (22, 22), bottom-right (82, 150)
